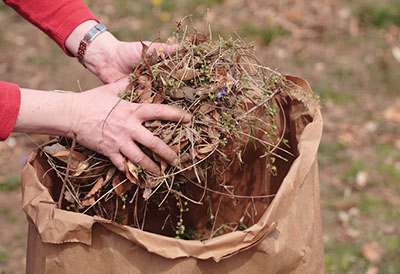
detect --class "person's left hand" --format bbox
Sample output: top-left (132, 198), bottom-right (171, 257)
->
top-left (85, 37), bottom-right (176, 83)
top-left (65, 20), bottom-right (176, 84)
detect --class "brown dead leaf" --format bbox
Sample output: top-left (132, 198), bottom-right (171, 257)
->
top-left (170, 140), bottom-right (189, 154)
top-left (73, 161), bottom-right (90, 177)
top-left (143, 187), bottom-right (152, 200)
top-left (161, 128), bottom-right (174, 144)
top-left (217, 68), bottom-right (227, 76)
top-left (112, 174), bottom-right (131, 197)
top-left (145, 120), bottom-right (162, 128)
top-left (43, 143), bottom-right (66, 155)
top-left (104, 167), bottom-right (116, 186)
top-left (337, 211), bottom-right (350, 227)
top-left (153, 153), bottom-right (168, 174)
top-left (185, 128), bottom-right (195, 144)
top-left (197, 144), bottom-right (215, 154)
top-left (180, 152), bottom-right (192, 163)
top-left (384, 106), bottom-right (400, 124)
top-left (138, 88), bottom-right (153, 104)
top-left (53, 150), bottom-right (86, 162)
top-left (186, 33), bottom-right (208, 45)
top-left (153, 92), bottom-right (165, 104)
top-left (211, 110), bottom-right (220, 122)
top-left (365, 266), bottom-right (379, 274)
top-left (125, 160), bottom-right (139, 184)
top-left (170, 144), bottom-right (180, 154)
top-left (64, 190), bottom-right (75, 203)
top-left (168, 88), bottom-right (185, 99)
top-left (355, 171), bottom-right (368, 190)
top-left (199, 102), bottom-right (216, 115)
top-left (81, 177), bottom-right (104, 207)
top-left (171, 130), bottom-right (187, 146)
top-left (334, 200), bottom-right (356, 210)
top-left (382, 188), bottom-right (400, 206)
top-left (361, 242), bottom-right (383, 263)
top-left (148, 48), bottom-right (159, 65)
top-left (182, 86), bottom-right (196, 101)
top-left (345, 228), bottom-right (362, 239)
top-left (173, 67), bottom-right (199, 81)
top-left (144, 174), bottom-right (158, 188)
top-left (339, 132), bottom-right (360, 147)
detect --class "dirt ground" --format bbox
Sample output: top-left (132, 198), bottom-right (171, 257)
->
top-left (1, 0), bottom-right (399, 273)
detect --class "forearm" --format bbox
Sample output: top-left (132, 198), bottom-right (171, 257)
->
top-left (4, 0), bottom-right (99, 55)
top-left (14, 88), bottom-right (75, 137)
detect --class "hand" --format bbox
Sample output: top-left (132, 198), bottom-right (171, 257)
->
top-left (71, 78), bottom-right (190, 174)
top-left (85, 38), bottom-right (176, 84)
top-left (14, 78), bottom-right (190, 175)
top-left (65, 20), bottom-right (176, 84)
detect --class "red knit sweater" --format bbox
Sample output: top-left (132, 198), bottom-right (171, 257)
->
top-left (0, 0), bottom-right (98, 140)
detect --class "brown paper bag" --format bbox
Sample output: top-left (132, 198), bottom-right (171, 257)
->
top-left (22, 76), bottom-right (324, 274)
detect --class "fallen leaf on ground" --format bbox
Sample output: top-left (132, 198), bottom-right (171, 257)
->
top-left (361, 242), bottom-right (383, 263)
top-left (365, 266), bottom-right (379, 274)
top-left (391, 46), bottom-right (400, 63)
top-left (337, 211), bottom-right (350, 227)
top-left (345, 228), bottom-right (362, 239)
top-left (384, 106), bottom-right (400, 124)
top-left (339, 132), bottom-right (360, 147)
top-left (354, 171), bottom-right (368, 190)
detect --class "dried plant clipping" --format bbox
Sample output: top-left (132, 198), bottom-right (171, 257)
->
top-left (42, 19), bottom-right (302, 240)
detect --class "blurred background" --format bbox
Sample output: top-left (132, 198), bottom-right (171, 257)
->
top-left (0, 0), bottom-right (399, 273)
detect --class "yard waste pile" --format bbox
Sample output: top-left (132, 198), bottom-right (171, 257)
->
top-left (22, 23), bottom-right (324, 273)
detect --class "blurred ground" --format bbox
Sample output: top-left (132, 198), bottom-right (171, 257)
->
top-left (0, 0), bottom-right (399, 273)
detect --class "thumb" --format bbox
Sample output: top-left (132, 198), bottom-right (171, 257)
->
top-left (145, 42), bottom-right (177, 57)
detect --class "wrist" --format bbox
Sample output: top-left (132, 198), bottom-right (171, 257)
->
top-left (82, 31), bottom-right (119, 74)
top-left (65, 20), bottom-right (119, 77)
top-left (65, 20), bottom-right (98, 57)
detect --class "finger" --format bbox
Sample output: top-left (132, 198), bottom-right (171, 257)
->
top-left (109, 153), bottom-right (125, 172)
top-left (136, 104), bottom-right (191, 123)
top-left (143, 42), bottom-right (177, 56)
top-left (134, 127), bottom-right (178, 166)
top-left (120, 141), bottom-right (161, 175)
top-left (104, 76), bottom-right (130, 96)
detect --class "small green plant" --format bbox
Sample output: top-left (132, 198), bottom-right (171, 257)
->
top-left (356, 0), bottom-right (400, 28)
top-left (240, 23), bottom-right (289, 44)
top-left (0, 250), bottom-right (8, 264)
top-left (0, 175), bottom-right (20, 191)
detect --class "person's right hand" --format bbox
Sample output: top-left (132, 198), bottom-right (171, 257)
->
top-left (14, 78), bottom-right (190, 175)
top-left (70, 78), bottom-right (190, 175)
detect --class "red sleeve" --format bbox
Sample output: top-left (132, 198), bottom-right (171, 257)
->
top-left (0, 81), bottom-right (21, 141)
top-left (3, 0), bottom-right (99, 56)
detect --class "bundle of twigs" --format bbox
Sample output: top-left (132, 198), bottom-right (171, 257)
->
top-left (42, 22), bottom-right (296, 240)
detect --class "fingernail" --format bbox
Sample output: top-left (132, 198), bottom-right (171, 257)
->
top-left (173, 158), bottom-right (179, 167)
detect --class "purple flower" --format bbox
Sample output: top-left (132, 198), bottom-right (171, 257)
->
top-left (219, 88), bottom-right (227, 96)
